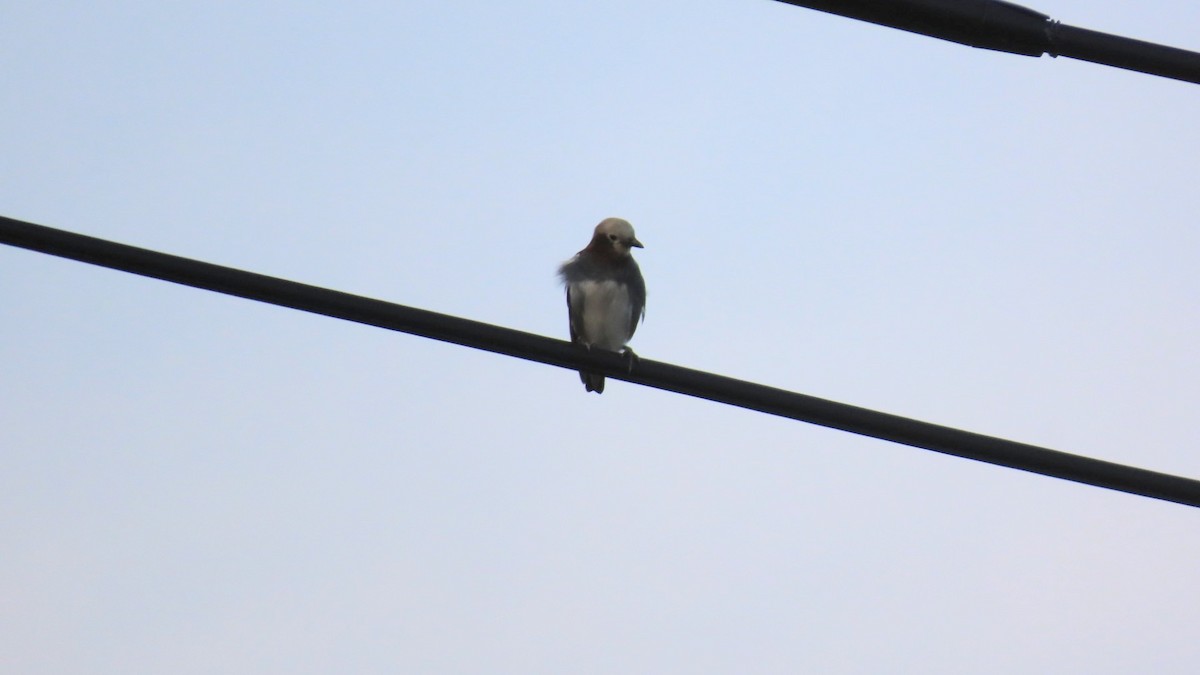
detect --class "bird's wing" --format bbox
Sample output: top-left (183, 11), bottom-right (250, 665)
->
top-left (624, 263), bottom-right (647, 339)
top-left (566, 284), bottom-right (584, 344)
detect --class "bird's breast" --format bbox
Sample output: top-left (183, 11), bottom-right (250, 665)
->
top-left (572, 279), bottom-right (634, 350)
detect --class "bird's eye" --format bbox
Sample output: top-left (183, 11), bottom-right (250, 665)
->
top-left (608, 234), bottom-right (618, 241)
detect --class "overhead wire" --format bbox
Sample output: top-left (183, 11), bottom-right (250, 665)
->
top-left (771, 0), bottom-right (1200, 85)
top-left (3, 214), bottom-right (1199, 509)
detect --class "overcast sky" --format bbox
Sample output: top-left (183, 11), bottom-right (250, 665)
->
top-left (3, 1), bottom-right (1199, 673)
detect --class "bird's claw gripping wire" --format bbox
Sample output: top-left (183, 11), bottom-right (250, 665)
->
top-left (621, 347), bottom-right (639, 374)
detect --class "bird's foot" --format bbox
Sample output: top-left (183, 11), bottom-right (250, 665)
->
top-left (620, 347), bottom-right (639, 374)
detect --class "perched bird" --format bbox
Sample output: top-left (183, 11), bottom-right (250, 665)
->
top-left (557, 217), bottom-right (646, 394)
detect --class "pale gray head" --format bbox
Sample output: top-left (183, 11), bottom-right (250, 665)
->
top-left (591, 217), bottom-right (644, 255)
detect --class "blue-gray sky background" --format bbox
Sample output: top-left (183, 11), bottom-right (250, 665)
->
top-left (3, 1), bottom-right (1199, 672)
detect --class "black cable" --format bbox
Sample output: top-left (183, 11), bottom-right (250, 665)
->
top-left (3, 214), bottom-right (1199, 508)
top-left (772, 0), bottom-right (1200, 85)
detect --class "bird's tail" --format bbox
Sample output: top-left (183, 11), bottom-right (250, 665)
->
top-left (579, 370), bottom-right (605, 394)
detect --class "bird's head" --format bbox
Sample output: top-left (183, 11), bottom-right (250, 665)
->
top-left (590, 217), bottom-right (644, 256)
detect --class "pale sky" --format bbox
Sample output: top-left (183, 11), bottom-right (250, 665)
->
top-left (3, 1), bottom-right (1199, 673)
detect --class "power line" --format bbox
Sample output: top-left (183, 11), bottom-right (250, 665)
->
top-left (772, 0), bottom-right (1200, 85)
top-left (3, 214), bottom-right (1199, 508)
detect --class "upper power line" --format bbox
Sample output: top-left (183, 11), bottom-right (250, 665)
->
top-left (3, 214), bottom-right (1199, 509)
top-left (773, 0), bottom-right (1200, 84)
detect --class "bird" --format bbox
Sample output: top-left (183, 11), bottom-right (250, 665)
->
top-left (557, 217), bottom-right (646, 394)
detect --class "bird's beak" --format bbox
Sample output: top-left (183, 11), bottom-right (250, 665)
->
top-left (629, 237), bottom-right (644, 249)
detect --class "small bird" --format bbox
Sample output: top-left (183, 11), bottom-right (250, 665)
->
top-left (558, 217), bottom-right (646, 394)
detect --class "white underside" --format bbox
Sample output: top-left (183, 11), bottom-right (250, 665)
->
top-left (572, 280), bottom-right (634, 351)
